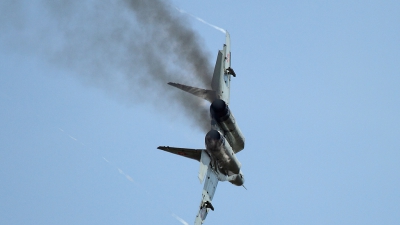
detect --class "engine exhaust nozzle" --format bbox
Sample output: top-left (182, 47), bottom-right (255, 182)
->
top-left (210, 99), bottom-right (230, 121)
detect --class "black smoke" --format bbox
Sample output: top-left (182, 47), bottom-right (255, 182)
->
top-left (1, 0), bottom-right (213, 132)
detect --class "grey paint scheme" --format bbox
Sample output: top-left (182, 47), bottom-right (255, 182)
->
top-left (157, 32), bottom-right (245, 225)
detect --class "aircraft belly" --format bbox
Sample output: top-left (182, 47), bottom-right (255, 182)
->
top-left (207, 148), bottom-right (230, 173)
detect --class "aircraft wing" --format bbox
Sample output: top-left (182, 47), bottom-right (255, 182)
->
top-left (158, 146), bottom-right (219, 224)
top-left (157, 146), bottom-right (203, 161)
top-left (195, 152), bottom-right (219, 224)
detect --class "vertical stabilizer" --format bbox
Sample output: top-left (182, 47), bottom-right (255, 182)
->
top-left (211, 32), bottom-right (232, 104)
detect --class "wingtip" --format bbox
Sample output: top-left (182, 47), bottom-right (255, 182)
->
top-left (167, 82), bottom-right (179, 87)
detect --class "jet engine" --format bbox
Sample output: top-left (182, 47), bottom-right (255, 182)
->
top-left (205, 130), bottom-right (241, 175)
top-left (210, 99), bottom-right (245, 153)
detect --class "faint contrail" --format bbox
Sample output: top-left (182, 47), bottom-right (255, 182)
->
top-left (103, 156), bottom-right (191, 224)
top-left (125, 175), bottom-right (134, 182)
top-left (68, 135), bottom-right (78, 141)
top-left (59, 127), bottom-right (188, 224)
top-left (102, 157), bottom-right (110, 163)
top-left (118, 168), bottom-right (124, 174)
top-left (172, 213), bottom-right (189, 225)
top-left (175, 7), bottom-right (226, 34)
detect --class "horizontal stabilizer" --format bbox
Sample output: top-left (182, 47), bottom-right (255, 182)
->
top-left (157, 146), bottom-right (204, 161)
top-left (168, 82), bottom-right (216, 103)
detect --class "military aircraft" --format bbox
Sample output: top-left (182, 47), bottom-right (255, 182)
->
top-left (157, 32), bottom-right (245, 225)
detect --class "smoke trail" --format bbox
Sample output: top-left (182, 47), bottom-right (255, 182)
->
top-left (1, 0), bottom-right (213, 132)
top-left (175, 7), bottom-right (227, 34)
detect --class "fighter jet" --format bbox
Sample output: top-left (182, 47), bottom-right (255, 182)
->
top-left (157, 32), bottom-right (245, 225)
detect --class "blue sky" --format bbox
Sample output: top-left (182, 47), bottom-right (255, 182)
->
top-left (1, 0), bottom-right (399, 224)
